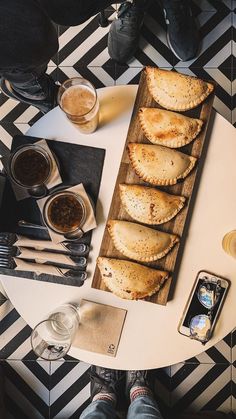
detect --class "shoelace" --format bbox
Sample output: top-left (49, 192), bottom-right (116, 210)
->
top-left (89, 371), bottom-right (117, 391)
top-left (130, 370), bottom-right (148, 386)
top-left (117, 2), bottom-right (144, 35)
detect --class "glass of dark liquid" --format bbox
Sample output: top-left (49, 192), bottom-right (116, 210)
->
top-left (43, 191), bottom-right (87, 240)
top-left (9, 144), bottom-right (52, 198)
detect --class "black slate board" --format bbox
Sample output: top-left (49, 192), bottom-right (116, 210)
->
top-left (0, 135), bottom-right (105, 286)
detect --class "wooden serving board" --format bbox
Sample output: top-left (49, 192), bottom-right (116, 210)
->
top-left (92, 68), bottom-right (215, 305)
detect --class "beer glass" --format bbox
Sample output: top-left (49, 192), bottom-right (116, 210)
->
top-left (58, 77), bottom-right (99, 134)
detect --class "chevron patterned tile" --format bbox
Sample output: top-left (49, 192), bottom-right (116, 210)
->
top-left (0, 360), bottom-right (50, 419)
top-left (113, 65), bottom-right (233, 123)
top-left (0, 299), bottom-right (36, 361)
top-left (58, 66), bottom-right (116, 88)
top-left (49, 361), bottom-right (90, 418)
top-left (233, 328), bottom-right (236, 364)
top-left (0, 67), bottom-right (58, 124)
top-left (170, 363), bottom-right (232, 413)
top-left (58, 7), bottom-right (116, 67)
top-left (0, 122), bottom-right (31, 154)
top-left (194, 0), bottom-right (233, 11)
top-left (153, 367), bottom-right (172, 418)
top-left (232, 14), bottom-right (236, 126)
top-left (233, 327), bottom-right (235, 413)
top-left (233, 336), bottom-right (236, 414)
top-left (186, 332), bottom-right (232, 364)
top-left (174, 10), bottom-right (232, 68)
top-left (0, 282), bottom-right (8, 300)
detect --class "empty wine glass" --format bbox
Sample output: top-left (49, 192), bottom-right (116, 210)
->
top-left (31, 303), bottom-right (80, 360)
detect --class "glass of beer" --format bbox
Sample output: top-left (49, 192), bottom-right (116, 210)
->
top-left (58, 77), bottom-right (99, 134)
top-left (222, 230), bottom-right (236, 259)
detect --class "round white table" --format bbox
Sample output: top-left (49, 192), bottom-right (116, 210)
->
top-left (1, 85), bottom-right (236, 370)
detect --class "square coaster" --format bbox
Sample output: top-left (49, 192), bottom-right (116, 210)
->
top-left (73, 300), bottom-right (127, 357)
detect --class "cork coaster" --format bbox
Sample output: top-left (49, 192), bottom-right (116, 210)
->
top-left (73, 299), bottom-right (127, 357)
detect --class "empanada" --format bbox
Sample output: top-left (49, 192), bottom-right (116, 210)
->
top-left (107, 220), bottom-right (179, 262)
top-left (119, 184), bottom-right (185, 225)
top-left (138, 108), bottom-right (203, 148)
top-left (128, 143), bottom-right (196, 185)
top-left (97, 257), bottom-right (168, 300)
top-left (145, 67), bottom-right (214, 111)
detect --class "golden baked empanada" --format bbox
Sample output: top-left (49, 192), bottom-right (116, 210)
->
top-left (97, 257), bottom-right (168, 300)
top-left (138, 108), bottom-right (203, 148)
top-left (145, 67), bottom-right (214, 111)
top-left (119, 184), bottom-right (185, 224)
top-left (128, 143), bottom-right (196, 186)
top-left (107, 220), bottom-right (179, 262)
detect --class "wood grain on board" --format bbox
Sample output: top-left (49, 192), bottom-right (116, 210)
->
top-left (92, 68), bottom-right (215, 305)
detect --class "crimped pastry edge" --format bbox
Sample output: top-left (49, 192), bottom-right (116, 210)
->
top-left (138, 108), bottom-right (203, 148)
top-left (97, 256), bottom-right (168, 300)
top-left (145, 66), bottom-right (214, 111)
top-left (107, 220), bottom-right (179, 262)
top-left (128, 144), bottom-right (197, 186)
top-left (119, 184), bottom-right (186, 225)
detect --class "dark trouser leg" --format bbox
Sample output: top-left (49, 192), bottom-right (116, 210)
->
top-left (0, 0), bottom-right (114, 111)
top-left (39, 0), bottom-right (115, 26)
top-left (0, 0), bottom-right (114, 77)
top-left (0, 0), bottom-right (58, 80)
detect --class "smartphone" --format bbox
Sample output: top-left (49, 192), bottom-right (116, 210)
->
top-left (178, 270), bottom-right (230, 341)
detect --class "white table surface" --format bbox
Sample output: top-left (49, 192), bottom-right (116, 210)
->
top-left (1, 85), bottom-right (236, 370)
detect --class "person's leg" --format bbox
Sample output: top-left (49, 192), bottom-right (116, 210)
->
top-left (0, 0), bottom-right (59, 112)
top-left (127, 394), bottom-right (164, 418)
top-left (162, 0), bottom-right (199, 61)
top-left (126, 370), bottom-right (164, 419)
top-left (39, 0), bottom-right (115, 26)
top-left (80, 366), bottom-right (124, 419)
top-left (80, 399), bottom-right (118, 419)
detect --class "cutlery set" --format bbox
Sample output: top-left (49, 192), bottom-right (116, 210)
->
top-left (0, 232), bottom-right (89, 285)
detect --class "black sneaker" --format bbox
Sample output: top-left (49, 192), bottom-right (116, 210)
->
top-left (162, 0), bottom-right (199, 61)
top-left (108, 1), bottom-right (147, 64)
top-left (126, 370), bottom-right (153, 399)
top-left (0, 73), bottom-right (59, 114)
top-left (90, 366), bottom-right (124, 401)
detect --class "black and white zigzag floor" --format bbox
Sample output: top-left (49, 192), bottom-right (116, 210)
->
top-left (0, 289), bottom-right (235, 418)
top-left (0, 0), bottom-right (235, 417)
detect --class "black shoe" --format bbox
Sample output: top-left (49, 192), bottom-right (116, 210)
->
top-left (126, 370), bottom-right (153, 399)
top-left (90, 366), bottom-right (124, 401)
top-left (162, 0), bottom-right (199, 61)
top-left (0, 74), bottom-right (59, 114)
top-left (108, 1), bottom-right (147, 63)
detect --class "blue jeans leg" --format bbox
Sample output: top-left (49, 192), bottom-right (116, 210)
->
top-left (80, 399), bottom-right (119, 419)
top-left (127, 395), bottom-right (164, 419)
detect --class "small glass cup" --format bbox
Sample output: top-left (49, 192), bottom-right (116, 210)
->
top-left (42, 191), bottom-right (87, 240)
top-left (58, 77), bottom-right (99, 134)
top-left (9, 144), bottom-right (52, 198)
top-left (30, 303), bottom-right (80, 360)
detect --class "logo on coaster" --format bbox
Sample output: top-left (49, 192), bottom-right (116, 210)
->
top-left (107, 343), bottom-right (116, 354)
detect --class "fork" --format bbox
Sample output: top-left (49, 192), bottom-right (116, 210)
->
top-left (0, 255), bottom-right (16, 269)
top-left (0, 255), bottom-right (87, 284)
top-left (0, 244), bottom-right (87, 269)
